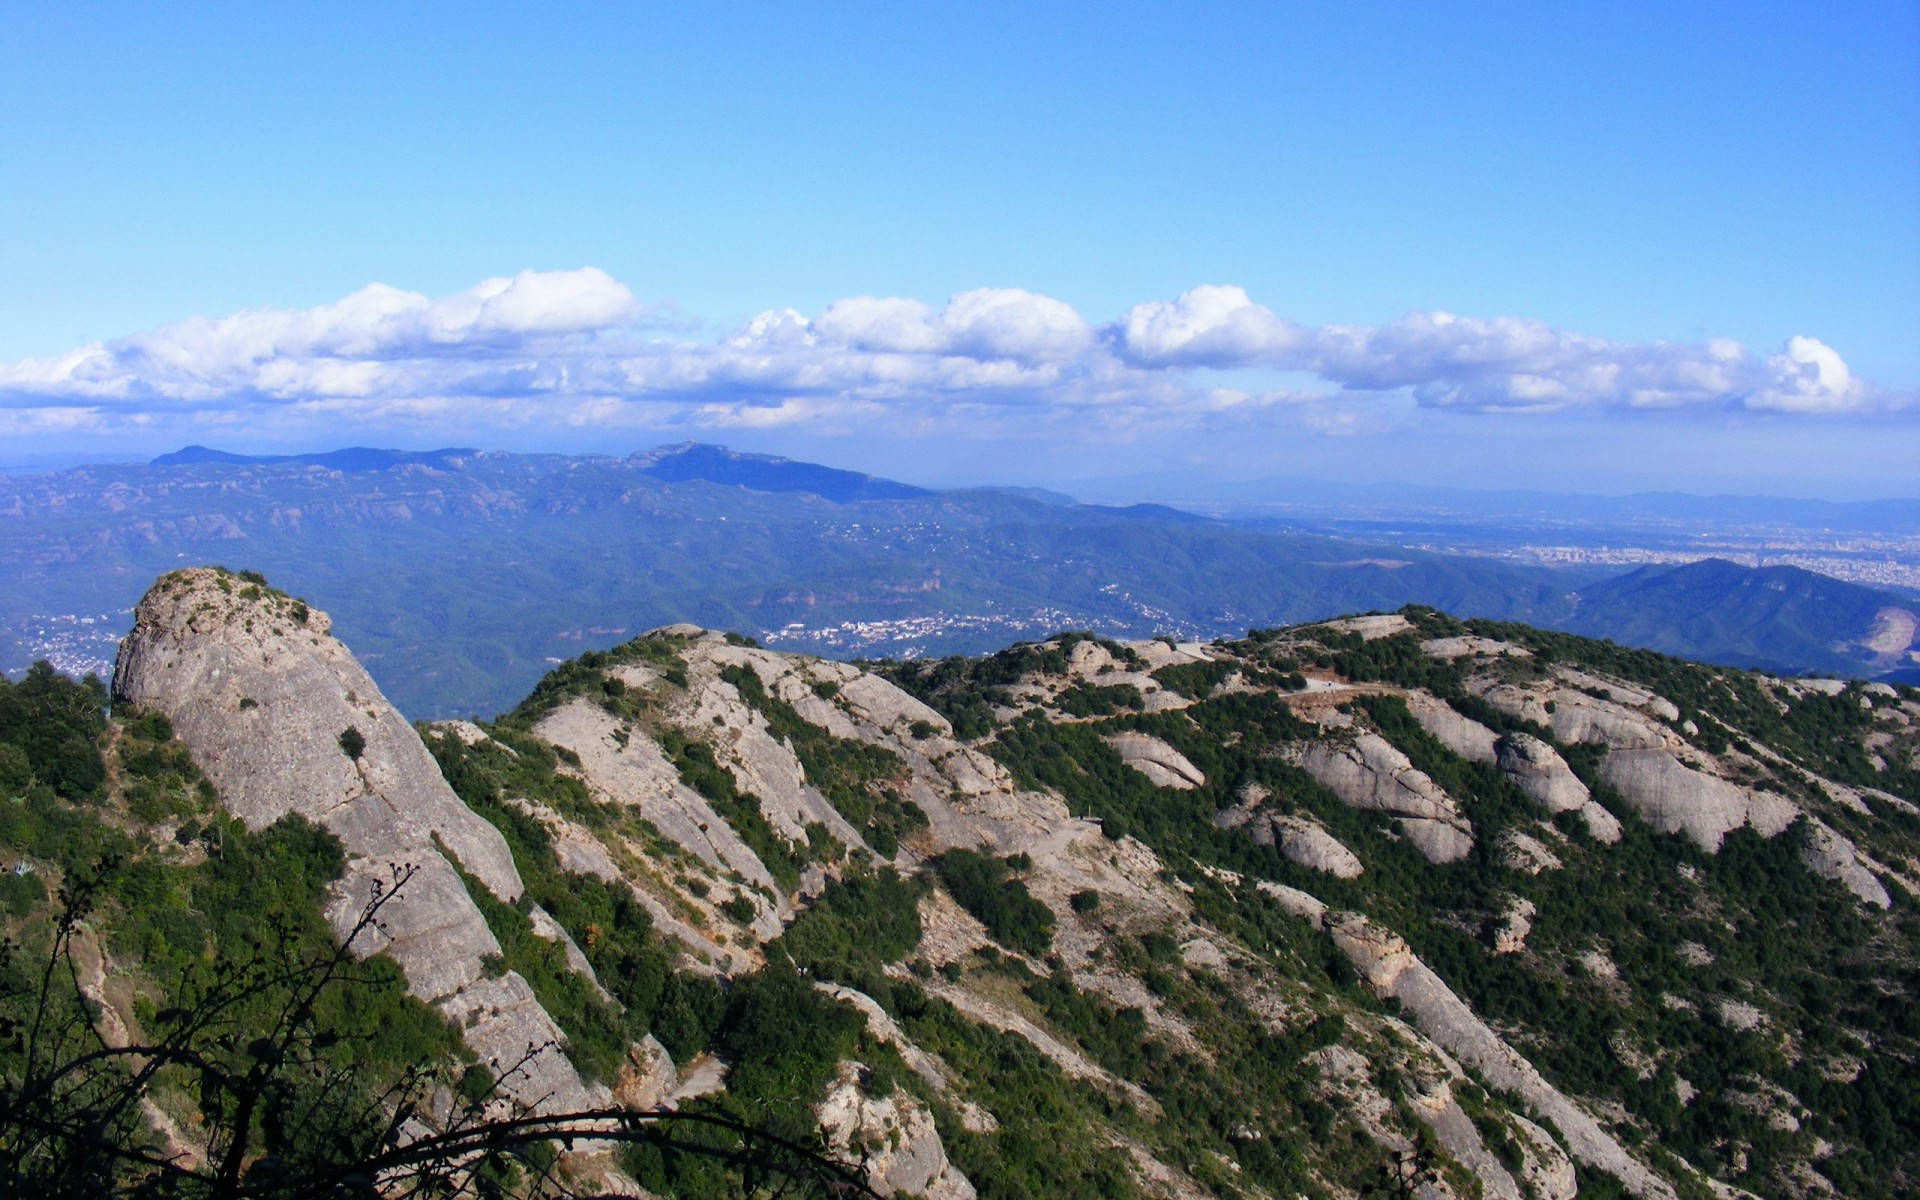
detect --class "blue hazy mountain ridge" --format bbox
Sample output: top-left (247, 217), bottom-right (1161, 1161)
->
top-left (148, 444), bottom-right (482, 472)
top-left (626, 441), bottom-right (933, 502)
top-left (0, 446), bottom-right (1562, 716)
top-left (1563, 559), bottom-right (1917, 676)
top-left (1158, 474), bottom-right (1920, 534)
top-left (961, 485), bottom-right (1082, 506)
top-left (0, 444), bottom-right (1913, 719)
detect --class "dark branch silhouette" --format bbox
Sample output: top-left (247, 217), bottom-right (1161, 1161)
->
top-left (1, 859), bottom-right (878, 1198)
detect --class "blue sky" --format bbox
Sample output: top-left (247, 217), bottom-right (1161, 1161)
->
top-left (2, 2), bottom-right (1916, 496)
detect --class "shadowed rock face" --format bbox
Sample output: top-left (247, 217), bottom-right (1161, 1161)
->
top-left (112, 568), bottom-right (599, 1112)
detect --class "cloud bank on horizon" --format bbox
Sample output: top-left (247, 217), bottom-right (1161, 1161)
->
top-left (0, 268), bottom-right (1904, 442)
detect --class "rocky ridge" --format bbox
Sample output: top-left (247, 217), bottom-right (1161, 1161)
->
top-left (111, 568), bottom-right (600, 1111)
top-left (86, 577), bottom-right (1920, 1199)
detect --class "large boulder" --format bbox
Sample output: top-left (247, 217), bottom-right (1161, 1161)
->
top-left (1404, 693), bottom-right (1500, 763)
top-left (1474, 680), bottom-right (1791, 852)
top-left (1496, 733), bottom-right (1587, 813)
top-left (1272, 816), bottom-right (1365, 878)
top-left (1595, 748), bottom-right (1797, 851)
top-left (1800, 819), bottom-right (1892, 909)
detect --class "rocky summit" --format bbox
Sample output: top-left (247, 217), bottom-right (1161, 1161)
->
top-left (6, 566), bottom-right (1918, 1198)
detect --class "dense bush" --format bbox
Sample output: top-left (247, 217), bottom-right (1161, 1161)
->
top-left (115, 706), bottom-right (215, 824)
top-left (929, 848), bottom-right (1055, 957)
top-left (1053, 682), bottom-right (1145, 716)
top-left (0, 663), bottom-right (107, 801)
top-left (1150, 660), bottom-right (1238, 699)
top-left (776, 867), bottom-right (927, 980)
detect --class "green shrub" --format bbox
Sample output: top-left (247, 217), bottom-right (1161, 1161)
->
top-left (0, 663), bottom-right (108, 800)
top-left (930, 849), bottom-right (1055, 957)
top-left (776, 868), bottom-right (927, 980)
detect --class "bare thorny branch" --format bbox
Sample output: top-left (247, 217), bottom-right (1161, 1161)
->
top-left (3, 858), bottom-right (878, 1198)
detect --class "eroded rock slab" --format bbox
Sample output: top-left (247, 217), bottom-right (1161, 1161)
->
top-left (1287, 733), bottom-right (1474, 862)
top-left (113, 569), bottom-right (598, 1112)
top-left (1105, 731), bottom-right (1207, 790)
top-left (1327, 913), bottom-right (1678, 1200)
top-left (817, 1062), bottom-right (977, 1200)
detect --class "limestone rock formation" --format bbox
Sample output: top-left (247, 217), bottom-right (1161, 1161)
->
top-left (1510, 1114), bottom-right (1579, 1200)
top-left (1326, 912), bottom-right (1679, 1199)
top-left (1275, 816), bottom-right (1365, 879)
top-left (1104, 730), bottom-right (1207, 790)
top-left (816, 1062), bottom-right (977, 1199)
top-left (1592, 747), bottom-right (1798, 851)
top-left (1495, 732), bottom-right (1586, 813)
top-left (614, 1035), bottom-right (678, 1110)
top-left (88, 581), bottom-right (1920, 1199)
top-left (1492, 896), bottom-right (1536, 954)
top-left (1420, 635), bottom-right (1533, 661)
top-left (1286, 733), bottom-right (1474, 862)
top-left (112, 569), bottom-right (599, 1111)
top-left (1801, 819), bottom-right (1892, 909)
top-left (1215, 795), bottom-right (1366, 879)
top-left (1474, 678), bottom-right (1796, 851)
top-left (1404, 692), bottom-right (1499, 763)
top-left (1495, 732), bottom-right (1622, 842)
top-left (1318, 614), bottom-right (1414, 640)
top-left (1497, 829), bottom-right (1563, 874)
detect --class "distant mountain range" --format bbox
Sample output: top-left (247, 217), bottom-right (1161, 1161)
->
top-left (149, 444), bottom-right (482, 472)
top-left (0, 442), bottom-right (1913, 717)
top-left (1563, 558), bottom-right (1920, 677)
top-left (627, 442), bottom-right (932, 502)
top-left (1132, 473), bottom-right (1920, 533)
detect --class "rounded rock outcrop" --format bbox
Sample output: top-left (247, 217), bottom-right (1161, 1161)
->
top-left (113, 568), bottom-right (599, 1112)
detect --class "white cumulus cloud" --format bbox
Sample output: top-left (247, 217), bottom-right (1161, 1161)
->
top-left (1750, 336), bottom-right (1862, 412)
top-left (0, 270), bottom-right (1903, 446)
top-left (1111, 285), bottom-right (1301, 367)
top-left (812, 288), bottom-right (1091, 363)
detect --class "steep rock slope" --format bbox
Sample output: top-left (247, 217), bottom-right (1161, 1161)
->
top-left (62, 573), bottom-right (1920, 1200)
top-left (111, 568), bottom-right (600, 1111)
top-left (878, 614), bottom-right (1920, 1199)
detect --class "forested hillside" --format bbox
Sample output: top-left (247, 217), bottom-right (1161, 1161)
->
top-left (3, 570), bottom-right (1917, 1198)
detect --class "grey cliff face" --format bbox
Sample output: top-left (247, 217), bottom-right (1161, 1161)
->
top-left (112, 568), bottom-right (599, 1112)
